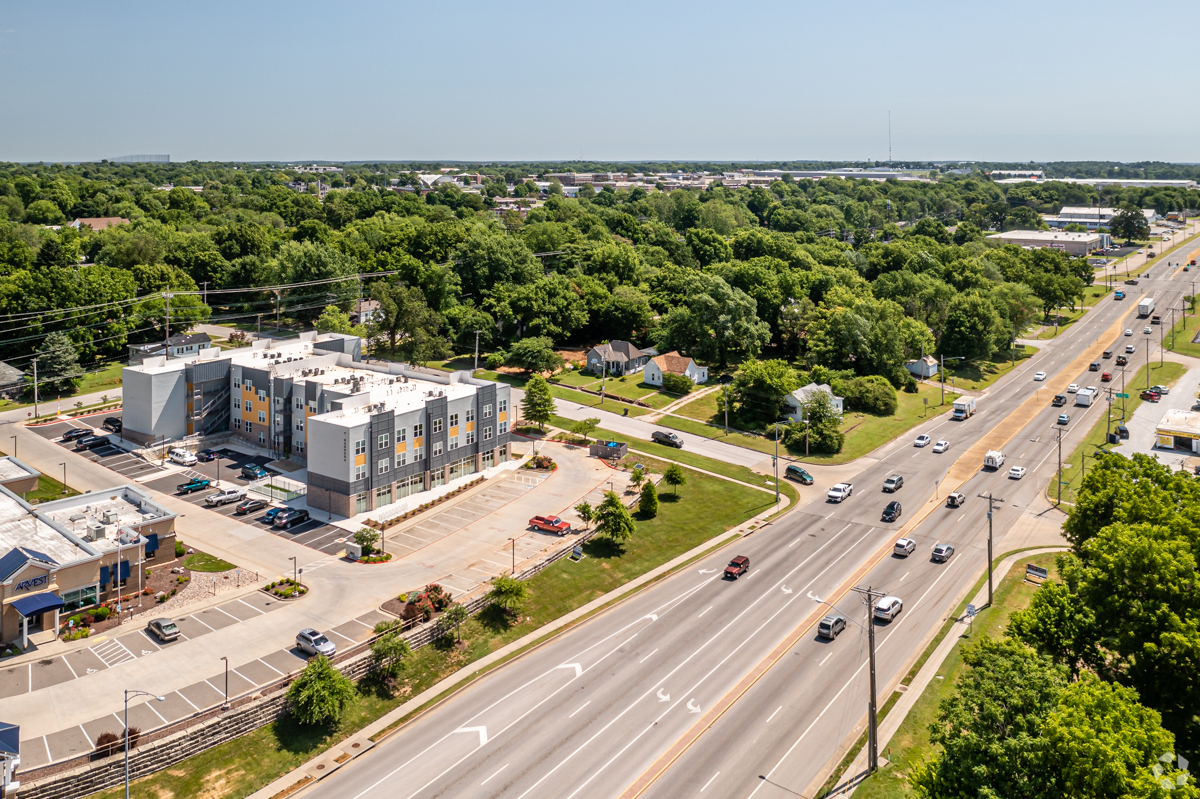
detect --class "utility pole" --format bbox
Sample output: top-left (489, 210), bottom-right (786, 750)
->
top-left (200, 281), bottom-right (209, 304)
top-left (164, 291), bottom-right (170, 357)
top-left (1145, 338), bottom-right (1151, 389)
top-left (773, 423), bottom-right (781, 502)
top-left (600, 359), bottom-right (607, 404)
top-left (473, 330), bottom-right (481, 371)
top-left (274, 289), bottom-right (281, 331)
top-left (977, 493), bottom-right (1003, 605)
top-left (31, 358), bottom-right (38, 418)
top-left (1011, 322), bottom-right (1016, 368)
top-left (850, 585), bottom-right (884, 774)
top-left (1055, 424), bottom-right (1064, 506)
top-left (724, 382), bottom-right (729, 432)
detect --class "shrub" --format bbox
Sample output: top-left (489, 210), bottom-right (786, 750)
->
top-left (660, 372), bottom-right (694, 395)
top-left (286, 656), bottom-right (354, 726)
top-left (639, 481), bottom-right (659, 518)
top-left (95, 731), bottom-right (120, 757)
top-left (423, 583), bottom-right (452, 611)
top-left (93, 606), bottom-right (111, 621)
top-left (174, 540), bottom-right (185, 557)
top-left (834, 375), bottom-right (898, 416)
top-left (353, 527), bottom-right (380, 556)
top-left (485, 351), bottom-right (506, 369)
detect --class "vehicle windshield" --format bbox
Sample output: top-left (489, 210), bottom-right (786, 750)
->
top-left (312, 634), bottom-right (330, 646)
top-left (727, 560), bottom-right (741, 567)
top-left (161, 622), bottom-right (178, 633)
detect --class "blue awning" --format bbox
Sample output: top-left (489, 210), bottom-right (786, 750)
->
top-left (12, 592), bottom-right (64, 618)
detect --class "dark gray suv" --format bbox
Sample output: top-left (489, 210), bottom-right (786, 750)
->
top-left (651, 431), bottom-right (683, 448)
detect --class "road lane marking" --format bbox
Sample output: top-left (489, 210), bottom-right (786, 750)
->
top-left (701, 772), bottom-right (720, 791)
top-left (819, 651), bottom-right (834, 666)
top-left (481, 764), bottom-right (508, 786)
top-left (766, 706), bottom-right (782, 723)
top-left (639, 649), bottom-right (658, 664)
top-left (569, 701), bottom-right (591, 718)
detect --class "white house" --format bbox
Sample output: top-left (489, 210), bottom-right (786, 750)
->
top-left (644, 352), bottom-right (708, 387)
top-left (905, 355), bottom-right (939, 379)
top-left (785, 383), bottom-right (844, 421)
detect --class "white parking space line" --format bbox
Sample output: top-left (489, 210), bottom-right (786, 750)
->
top-left (203, 679), bottom-right (223, 695)
top-left (61, 655), bottom-right (78, 679)
top-left (43, 736), bottom-right (50, 763)
top-left (349, 618), bottom-right (374, 628)
top-left (569, 701), bottom-right (591, 718)
top-left (236, 598), bottom-right (266, 615)
top-left (481, 764), bottom-right (508, 786)
top-left (212, 606), bottom-right (241, 622)
top-left (639, 649), bottom-right (659, 664)
top-left (189, 614), bottom-right (216, 631)
top-left (145, 700), bottom-right (169, 724)
top-left (327, 629), bottom-right (357, 643)
top-left (177, 691), bottom-right (200, 711)
top-left (257, 658), bottom-right (285, 676)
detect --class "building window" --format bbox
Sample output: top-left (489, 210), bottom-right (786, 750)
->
top-left (483, 403), bottom-right (493, 418)
top-left (499, 399), bottom-right (508, 414)
top-left (483, 426), bottom-right (493, 441)
top-left (397, 473), bottom-right (423, 499)
top-left (499, 421), bottom-right (509, 434)
top-left (233, 397), bottom-right (241, 410)
top-left (233, 377), bottom-right (241, 389)
top-left (378, 458), bottom-right (390, 475)
top-left (397, 427), bottom-right (407, 443)
top-left (433, 419), bottom-right (443, 434)
top-left (61, 584), bottom-right (99, 613)
top-left (466, 408), bottom-right (475, 423)
top-left (354, 464), bottom-right (367, 481)
top-left (397, 450), bottom-right (407, 466)
top-left (355, 492), bottom-right (369, 513)
top-left (449, 435), bottom-right (459, 451)
top-left (466, 430), bottom-right (475, 445)
top-left (295, 419), bottom-right (304, 432)
top-left (482, 450), bottom-right (495, 469)
top-left (449, 412), bottom-right (459, 428)
top-left (259, 411), bottom-right (266, 423)
top-left (233, 418), bottom-right (242, 431)
top-left (259, 432), bottom-right (266, 444)
top-left (378, 433), bottom-right (390, 449)
top-left (413, 446), bottom-right (424, 462)
top-left (308, 401), bottom-right (317, 413)
top-left (295, 441), bottom-right (304, 453)
top-left (375, 485), bottom-right (393, 506)
top-left (258, 390), bottom-right (266, 400)
top-left (295, 397), bottom-right (302, 409)
top-left (245, 399), bottom-right (253, 413)
top-left (433, 441), bottom-right (443, 457)
top-left (244, 379), bottom-right (253, 391)
top-left (354, 439), bottom-right (366, 456)
top-left (274, 414), bottom-right (282, 426)
top-left (245, 422), bottom-right (252, 434)
top-left (413, 423), bottom-right (424, 439)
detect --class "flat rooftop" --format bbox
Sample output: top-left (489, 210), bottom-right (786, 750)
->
top-left (0, 456), bottom-right (38, 483)
top-left (318, 379), bottom-right (477, 428)
top-left (0, 492), bottom-right (90, 565)
top-left (988, 230), bottom-right (1102, 243)
top-left (1157, 408), bottom-right (1200, 435)
top-left (37, 487), bottom-right (174, 553)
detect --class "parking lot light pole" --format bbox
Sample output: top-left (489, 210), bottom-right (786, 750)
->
top-left (124, 689), bottom-right (164, 799)
top-left (220, 657), bottom-right (229, 710)
top-left (59, 462), bottom-right (66, 494)
top-left (9, 435), bottom-right (14, 458)
top-left (289, 556), bottom-right (297, 587)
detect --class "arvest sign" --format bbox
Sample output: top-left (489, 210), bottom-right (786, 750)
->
top-left (14, 575), bottom-right (48, 592)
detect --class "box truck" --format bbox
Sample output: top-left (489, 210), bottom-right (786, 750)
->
top-left (952, 397), bottom-right (976, 420)
top-left (1138, 298), bottom-right (1155, 317)
top-left (1075, 388), bottom-right (1095, 407)
top-left (984, 450), bottom-right (1005, 470)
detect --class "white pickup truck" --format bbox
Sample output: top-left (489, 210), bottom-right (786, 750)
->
top-left (206, 488), bottom-right (248, 507)
top-left (827, 483), bottom-right (854, 502)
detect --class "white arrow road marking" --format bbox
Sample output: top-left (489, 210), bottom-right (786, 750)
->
top-left (687, 699), bottom-right (702, 714)
top-left (643, 614), bottom-right (658, 622)
top-left (698, 569), bottom-right (717, 574)
top-left (556, 663), bottom-right (582, 678)
top-left (781, 586), bottom-right (793, 594)
top-left (807, 591), bottom-right (823, 603)
top-left (657, 689), bottom-right (670, 702)
top-left (454, 726), bottom-right (488, 746)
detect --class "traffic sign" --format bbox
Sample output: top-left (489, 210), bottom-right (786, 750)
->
top-left (966, 604), bottom-right (977, 618)
top-left (1117, 393), bottom-right (1129, 398)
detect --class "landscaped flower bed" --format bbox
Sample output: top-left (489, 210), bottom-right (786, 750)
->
top-left (523, 454), bottom-right (557, 471)
top-left (363, 476), bottom-right (487, 531)
top-left (264, 578), bottom-right (307, 599)
top-left (359, 552), bottom-right (392, 564)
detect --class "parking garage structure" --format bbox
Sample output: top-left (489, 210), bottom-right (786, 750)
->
top-left (0, 469), bottom-right (176, 648)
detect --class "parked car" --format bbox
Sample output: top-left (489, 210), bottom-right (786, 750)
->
top-left (723, 555), bottom-right (749, 579)
top-left (61, 427), bottom-right (93, 442)
top-left (529, 515), bottom-right (571, 535)
top-left (784, 464), bottom-right (814, 485)
top-left (101, 417), bottom-right (122, 433)
top-left (882, 474), bottom-right (904, 492)
top-left (235, 497), bottom-right (269, 515)
top-left (168, 448), bottom-right (197, 466)
top-left (817, 612), bottom-right (847, 639)
top-left (206, 488), bottom-right (247, 507)
top-left (882, 501), bottom-right (902, 522)
top-left (933, 439), bottom-right (950, 453)
top-left (651, 430), bottom-right (683, 448)
top-left (874, 596), bottom-right (903, 622)
top-left (827, 483), bottom-right (854, 502)
top-left (1150, 384), bottom-right (1170, 395)
top-left (1009, 466), bottom-right (1027, 480)
top-left (196, 449), bottom-right (220, 462)
top-left (893, 537), bottom-right (915, 556)
top-left (931, 543), bottom-right (955, 563)
top-left (1140, 389), bottom-right (1161, 402)
top-left (262, 507), bottom-right (285, 525)
top-left (1052, 394), bottom-right (1067, 406)
top-left (296, 628), bottom-right (336, 657)
top-left (241, 464), bottom-right (269, 480)
top-left (914, 434), bottom-right (931, 447)
top-left (73, 435), bottom-right (110, 451)
top-left (1034, 371), bottom-right (1047, 381)
top-left (274, 508), bottom-right (311, 529)
top-left (1116, 425), bottom-right (1130, 439)
top-left (177, 477), bottom-right (212, 495)
top-left (1057, 414), bottom-right (1070, 425)
top-left (146, 618), bottom-right (180, 642)
top-left (945, 492), bottom-right (966, 508)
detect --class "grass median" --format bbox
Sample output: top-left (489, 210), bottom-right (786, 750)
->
top-left (90, 461), bottom-right (771, 799)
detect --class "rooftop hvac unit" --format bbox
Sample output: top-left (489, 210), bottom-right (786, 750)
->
top-left (85, 521), bottom-right (105, 541)
top-left (101, 508), bottom-right (120, 525)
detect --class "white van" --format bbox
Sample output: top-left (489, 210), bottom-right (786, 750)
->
top-left (168, 448), bottom-right (198, 466)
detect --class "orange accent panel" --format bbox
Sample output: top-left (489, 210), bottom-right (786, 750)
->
top-left (355, 454), bottom-right (366, 467)
top-left (466, 422), bottom-right (475, 432)
top-left (499, 412), bottom-right (507, 422)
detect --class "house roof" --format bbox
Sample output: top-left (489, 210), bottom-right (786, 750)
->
top-left (69, 217), bottom-right (130, 231)
top-left (790, 383), bottom-right (841, 403)
top-left (591, 340), bottom-right (646, 363)
top-left (0, 546), bottom-right (58, 582)
top-left (0, 360), bottom-right (23, 386)
top-left (652, 351), bottom-right (695, 374)
top-left (132, 332), bottom-right (212, 352)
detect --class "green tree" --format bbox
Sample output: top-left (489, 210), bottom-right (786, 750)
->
top-left (315, 305), bottom-right (366, 338)
top-left (574, 501), bottom-right (594, 529)
top-left (1109, 205), bottom-right (1150, 241)
top-left (277, 241), bottom-right (358, 317)
top-left (571, 417), bottom-right (599, 442)
top-left (32, 331), bottom-right (83, 394)
top-left (440, 603), bottom-right (469, 643)
top-left (638, 480), bottom-right (659, 518)
top-left (286, 655), bottom-right (356, 726)
top-left (790, 390), bottom-right (844, 454)
top-left (352, 527), bottom-right (380, 556)
top-left (685, 227), bottom-right (732, 267)
top-left (488, 574), bottom-right (530, 615)
top-left (730, 358), bottom-right (799, 425)
top-left (504, 336), bottom-right (564, 373)
top-left (595, 491), bottom-right (635, 545)
top-left (369, 620), bottom-right (412, 679)
top-left (628, 466), bottom-right (645, 492)
top-left (369, 282), bottom-right (452, 365)
top-left (938, 292), bottom-right (1004, 361)
top-left (652, 274), bottom-right (770, 367)
top-left (23, 200), bottom-right (65, 225)
top-left (520, 374), bottom-right (555, 430)
top-left (662, 463), bottom-right (686, 495)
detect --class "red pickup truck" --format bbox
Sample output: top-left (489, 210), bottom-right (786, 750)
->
top-left (529, 515), bottom-right (571, 535)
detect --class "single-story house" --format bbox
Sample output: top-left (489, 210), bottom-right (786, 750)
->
top-left (786, 383), bottom-right (844, 421)
top-left (905, 355), bottom-right (939, 379)
top-left (586, 341), bottom-right (652, 376)
top-left (0, 361), bottom-right (24, 399)
top-left (128, 332), bottom-right (213, 364)
top-left (644, 351), bottom-right (708, 387)
top-left (68, 217), bottom-right (130, 232)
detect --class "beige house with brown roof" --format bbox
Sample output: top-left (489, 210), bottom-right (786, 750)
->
top-left (644, 351), bottom-right (708, 386)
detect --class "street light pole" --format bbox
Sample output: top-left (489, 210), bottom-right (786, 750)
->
top-left (124, 689), bottom-right (164, 799)
top-left (9, 435), bottom-right (14, 459)
top-left (59, 462), bottom-right (66, 494)
top-left (977, 492), bottom-right (1003, 605)
top-left (220, 657), bottom-right (229, 710)
top-left (473, 330), bottom-right (481, 372)
top-left (289, 556), bottom-right (297, 587)
top-left (508, 537), bottom-right (516, 575)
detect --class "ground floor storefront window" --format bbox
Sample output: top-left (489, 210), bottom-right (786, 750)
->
top-left (62, 584), bottom-right (98, 613)
top-left (481, 450), bottom-right (494, 470)
top-left (397, 473), bottom-right (424, 500)
top-left (448, 456), bottom-right (475, 482)
top-left (355, 492), bottom-right (369, 514)
top-left (375, 485), bottom-right (393, 507)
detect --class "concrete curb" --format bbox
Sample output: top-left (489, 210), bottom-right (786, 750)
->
top-left (246, 494), bottom-right (788, 799)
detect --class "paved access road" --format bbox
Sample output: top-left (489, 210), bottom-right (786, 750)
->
top-left (299, 262), bottom-right (1197, 799)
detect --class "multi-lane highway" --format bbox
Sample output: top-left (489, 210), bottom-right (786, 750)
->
top-left (299, 259), bottom-right (1194, 799)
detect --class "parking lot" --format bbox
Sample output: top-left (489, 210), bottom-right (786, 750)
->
top-left (142, 449), bottom-right (348, 556)
top-left (30, 411), bottom-right (166, 482)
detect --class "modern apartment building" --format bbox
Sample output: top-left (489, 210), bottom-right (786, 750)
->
top-left (122, 332), bottom-right (513, 517)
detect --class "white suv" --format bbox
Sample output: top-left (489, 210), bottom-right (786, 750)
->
top-left (168, 448), bottom-right (197, 466)
top-left (894, 538), bottom-right (916, 557)
top-left (874, 596), bottom-right (903, 621)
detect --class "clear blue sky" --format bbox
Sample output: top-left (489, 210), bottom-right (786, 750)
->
top-left (1, 0), bottom-right (1194, 164)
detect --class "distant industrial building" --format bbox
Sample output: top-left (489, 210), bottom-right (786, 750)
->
top-left (986, 230), bottom-right (1109, 255)
top-left (1043, 206), bottom-right (1157, 229)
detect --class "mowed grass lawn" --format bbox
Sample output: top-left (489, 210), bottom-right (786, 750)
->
top-left (96, 465), bottom-right (769, 799)
top-left (942, 345), bottom-right (1037, 392)
top-left (1165, 311), bottom-right (1200, 358)
top-left (663, 383), bottom-right (958, 465)
top-left (848, 552), bottom-right (1060, 799)
top-left (475, 369), bottom-right (654, 417)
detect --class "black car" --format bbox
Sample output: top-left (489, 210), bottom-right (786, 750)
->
top-left (651, 431), bottom-right (684, 449)
top-left (101, 417), bottom-right (122, 433)
top-left (273, 508), bottom-right (311, 529)
top-left (1124, 279), bottom-right (1139, 285)
top-left (73, 435), bottom-right (110, 451)
top-left (196, 449), bottom-right (220, 462)
top-left (61, 427), bottom-right (93, 442)
top-left (784, 464), bottom-right (814, 485)
top-left (235, 497), bottom-right (269, 515)
top-left (1051, 394), bottom-right (1067, 407)
top-left (881, 501), bottom-right (902, 522)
